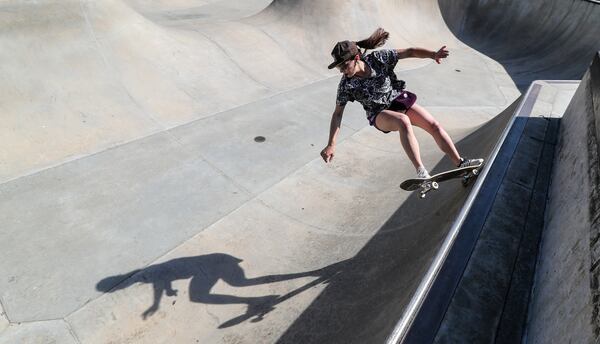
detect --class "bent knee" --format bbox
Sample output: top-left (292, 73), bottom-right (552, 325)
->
top-left (386, 112), bottom-right (411, 131)
top-left (376, 111), bottom-right (412, 132)
top-left (429, 120), bottom-right (442, 133)
top-left (397, 115), bottom-right (412, 131)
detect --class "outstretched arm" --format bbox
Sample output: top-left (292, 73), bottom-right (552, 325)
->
top-left (396, 46), bottom-right (449, 64)
top-left (321, 103), bottom-right (345, 163)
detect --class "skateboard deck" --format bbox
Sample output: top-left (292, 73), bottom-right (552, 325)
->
top-left (400, 162), bottom-right (484, 198)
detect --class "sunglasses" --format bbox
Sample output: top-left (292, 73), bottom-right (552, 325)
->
top-left (335, 59), bottom-right (355, 71)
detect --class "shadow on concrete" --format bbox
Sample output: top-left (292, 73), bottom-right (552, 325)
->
top-left (274, 99), bottom-right (520, 343)
top-left (437, 0), bottom-right (600, 91)
top-left (96, 253), bottom-right (348, 327)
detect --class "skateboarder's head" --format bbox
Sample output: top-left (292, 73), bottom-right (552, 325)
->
top-left (327, 28), bottom-right (390, 73)
top-left (328, 40), bottom-right (360, 71)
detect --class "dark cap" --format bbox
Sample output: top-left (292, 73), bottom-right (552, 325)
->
top-left (327, 41), bottom-right (360, 69)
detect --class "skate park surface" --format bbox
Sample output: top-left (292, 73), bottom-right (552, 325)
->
top-left (1, 0), bottom-right (599, 343)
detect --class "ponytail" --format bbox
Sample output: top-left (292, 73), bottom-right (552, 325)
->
top-left (355, 28), bottom-right (390, 53)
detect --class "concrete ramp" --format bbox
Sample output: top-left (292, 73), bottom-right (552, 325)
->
top-left (275, 102), bottom-right (518, 343)
top-left (0, 0), bottom-right (599, 343)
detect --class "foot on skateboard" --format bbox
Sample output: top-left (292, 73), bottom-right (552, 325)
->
top-left (400, 160), bottom-right (484, 199)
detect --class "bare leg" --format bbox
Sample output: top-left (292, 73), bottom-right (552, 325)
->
top-left (375, 110), bottom-right (424, 169)
top-left (406, 104), bottom-right (461, 166)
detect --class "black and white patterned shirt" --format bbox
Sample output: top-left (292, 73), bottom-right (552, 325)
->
top-left (336, 49), bottom-right (406, 119)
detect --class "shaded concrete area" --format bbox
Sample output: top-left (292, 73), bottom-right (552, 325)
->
top-left (403, 65), bottom-right (595, 343)
top-left (432, 86), bottom-right (566, 344)
top-left (0, 1), bottom-right (599, 343)
top-left (525, 53), bottom-right (600, 344)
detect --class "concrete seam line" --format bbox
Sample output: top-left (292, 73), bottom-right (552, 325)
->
top-left (64, 318), bottom-right (83, 344)
top-left (2, 318), bottom-right (86, 344)
top-left (65, 127), bottom-right (371, 318)
top-left (165, 112), bottom-right (363, 203)
top-left (0, 72), bottom-right (341, 186)
top-left (0, 296), bottom-right (9, 324)
top-left (477, 51), bottom-right (515, 106)
top-left (78, 0), bottom-right (164, 129)
top-left (164, 130), bottom-right (254, 196)
top-left (252, 25), bottom-right (321, 75)
top-left (386, 81), bottom-right (543, 344)
top-left (3, 318), bottom-right (64, 325)
top-left (191, 28), bottom-right (273, 92)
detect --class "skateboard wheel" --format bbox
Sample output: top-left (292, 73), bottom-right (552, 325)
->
top-left (420, 193), bottom-right (426, 199)
top-left (431, 181), bottom-right (439, 189)
top-left (472, 169), bottom-right (479, 176)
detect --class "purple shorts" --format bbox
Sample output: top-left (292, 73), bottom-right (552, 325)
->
top-left (369, 91), bottom-right (417, 134)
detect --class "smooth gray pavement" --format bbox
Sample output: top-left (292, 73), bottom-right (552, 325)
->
top-left (0, 0), bottom-right (599, 343)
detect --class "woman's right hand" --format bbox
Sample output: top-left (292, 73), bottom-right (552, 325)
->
top-left (321, 145), bottom-right (335, 163)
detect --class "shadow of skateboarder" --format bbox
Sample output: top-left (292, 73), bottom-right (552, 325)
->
top-left (96, 253), bottom-right (348, 327)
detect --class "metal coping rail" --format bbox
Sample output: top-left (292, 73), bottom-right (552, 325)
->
top-left (385, 80), bottom-right (555, 344)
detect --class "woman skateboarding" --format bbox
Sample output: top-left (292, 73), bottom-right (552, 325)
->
top-left (320, 28), bottom-right (483, 179)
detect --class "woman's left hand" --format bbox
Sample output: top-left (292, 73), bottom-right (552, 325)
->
top-left (433, 46), bottom-right (449, 64)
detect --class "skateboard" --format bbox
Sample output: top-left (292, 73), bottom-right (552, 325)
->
top-left (400, 162), bottom-right (484, 199)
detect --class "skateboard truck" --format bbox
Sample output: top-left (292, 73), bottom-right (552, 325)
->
top-left (461, 167), bottom-right (480, 186)
top-left (419, 180), bottom-right (439, 199)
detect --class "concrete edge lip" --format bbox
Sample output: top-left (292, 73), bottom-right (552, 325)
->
top-left (386, 80), bottom-right (564, 344)
top-left (541, 80), bottom-right (579, 83)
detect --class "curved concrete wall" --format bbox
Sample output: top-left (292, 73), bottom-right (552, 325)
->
top-left (526, 52), bottom-right (600, 343)
top-left (439, 0), bottom-right (600, 87)
top-left (3, 0), bottom-right (599, 183)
